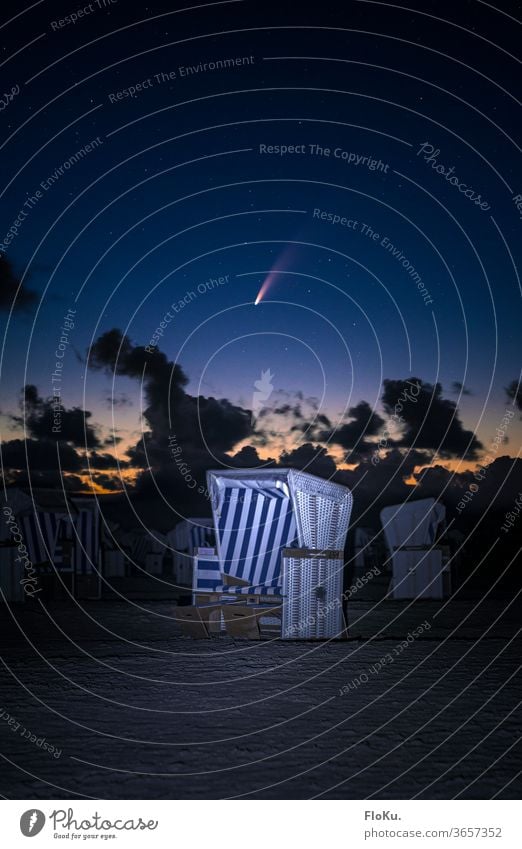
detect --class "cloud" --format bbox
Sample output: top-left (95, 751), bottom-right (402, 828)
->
top-left (273, 403), bottom-right (304, 419)
top-left (229, 445), bottom-right (276, 467)
top-left (0, 256), bottom-right (37, 312)
top-left (335, 447), bottom-right (433, 523)
top-left (89, 329), bottom-right (252, 454)
top-left (105, 393), bottom-right (133, 408)
top-left (381, 377), bottom-right (482, 459)
top-left (279, 443), bottom-right (338, 478)
top-left (13, 385), bottom-right (101, 448)
top-left (254, 393), bottom-right (332, 452)
top-left (415, 456), bottom-right (522, 513)
top-left (86, 451), bottom-right (127, 470)
top-left (1, 437), bottom-right (84, 471)
top-left (452, 381), bottom-right (472, 396)
top-left (51, 330), bottom-right (500, 527)
top-left (4, 470), bottom-right (84, 490)
top-left (505, 379), bottom-right (522, 412)
top-left (87, 473), bottom-right (124, 492)
top-left (320, 401), bottom-right (385, 456)
top-left (188, 395), bottom-right (252, 452)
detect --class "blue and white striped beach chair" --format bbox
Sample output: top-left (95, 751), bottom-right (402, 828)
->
top-left (21, 509), bottom-right (100, 596)
top-left (179, 469), bottom-right (353, 638)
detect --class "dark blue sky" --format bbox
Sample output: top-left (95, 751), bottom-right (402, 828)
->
top-left (1, 0), bottom-right (520, 502)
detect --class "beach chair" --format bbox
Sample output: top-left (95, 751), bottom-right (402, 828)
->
top-left (380, 498), bottom-right (448, 599)
top-left (21, 509), bottom-right (100, 599)
top-left (175, 469), bottom-right (353, 639)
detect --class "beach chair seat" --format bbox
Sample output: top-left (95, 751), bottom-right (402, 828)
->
top-left (215, 583), bottom-right (283, 596)
top-left (191, 557), bottom-right (283, 599)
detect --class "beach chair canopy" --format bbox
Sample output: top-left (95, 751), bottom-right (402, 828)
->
top-left (21, 509), bottom-right (100, 573)
top-left (206, 468), bottom-right (353, 588)
top-left (169, 518), bottom-right (214, 554)
top-left (0, 488), bottom-right (33, 525)
top-left (380, 498), bottom-right (445, 553)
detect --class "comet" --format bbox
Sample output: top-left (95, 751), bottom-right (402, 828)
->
top-left (254, 244), bottom-right (297, 305)
top-left (254, 271), bottom-right (277, 305)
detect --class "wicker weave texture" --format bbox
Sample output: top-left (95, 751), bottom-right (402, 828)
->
top-left (288, 469), bottom-right (353, 551)
top-left (281, 552), bottom-right (344, 639)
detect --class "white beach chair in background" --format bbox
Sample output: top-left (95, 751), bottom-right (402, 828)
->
top-left (380, 497), bottom-right (449, 600)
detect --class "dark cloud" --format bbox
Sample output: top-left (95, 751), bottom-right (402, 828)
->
top-left (316, 413), bottom-right (331, 427)
top-left (105, 393), bottom-right (133, 408)
top-left (89, 329), bottom-right (251, 455)
top-left (188, 395), bottom-right (252, 452)
top-left (280, 443), bottom-right (338, 478)
top-left (1, 437), bottom-right (84, 471)
top-left (452, 381), bottom-right (472, 396)
top-left (3, 470), bottom-right (84, 490)
top-left (381, 378), bottom-right (483, 459)
top-left (273, 403), bottom-right (304, 419)
top-left (0, 256), bottom-right (37, 312)
top-left (86, 451), bottom-right (127, 470)
top-left (505, 379), bottom-right (522, 412)
top-left (89, 328), bottom-right (188, 390)
top-left (229, 445), bottom-right (275, 467)
top-left (124, 434), bottom-right (149, 469)
top-left (254, 394), bottom-right (330, 452)
top-left (335, 447), bottom-right (433, 523)
top-left (70, 330), bottom-right (508, 529)
top-left (87, 473), bottom-right (124, 492)
top-left (86, 330), bottom-right (254, 517)
top-left (416, 456), bottom-right (522, 514)
top-left (103, 435), bottom-right (123, 446)
top-left (13, 385), bottom-right (101, 448)
top-left (321, 401), bottom-right (385, 456)
top-left (290, 412), bottom-right (332, 437)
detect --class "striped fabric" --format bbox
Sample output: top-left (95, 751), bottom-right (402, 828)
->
top-left (215, 485), bottom-right (297, 586)
top-left (129, 534), bottom-right (150, 565)
top-left (74, 510), bottom-right (100, 574)
top-left (21, 512), bottom-right (65, 571)
top-left (216, 584), bottom-right (282, 597)
top-left (193, 556), bottom-right (283, 599)
top-left (193, 557), bottom-right (222, 594)
top-left (21, 510), bottom-right (99, 574)
top-left (189, 522), bottom-right (213, 553)
top-left (53, 517), bottom-right (75, 572)
top-left (192, 470), bottom-right (353, 624)
top-left (171, 519), bottom-right (213, 553)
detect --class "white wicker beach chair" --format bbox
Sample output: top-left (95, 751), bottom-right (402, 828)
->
top-left (176, 469), bottom-right (353, 638)
top-left (380, 498), bottom-right (448, 599)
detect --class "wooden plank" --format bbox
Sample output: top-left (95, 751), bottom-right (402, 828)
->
top-left (174, 606), bottom-right (211, 639)
top-left (222, 605), bottom-right (261, 639)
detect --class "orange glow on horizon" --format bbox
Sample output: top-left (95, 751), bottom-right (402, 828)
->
top-left (72, 467), bottom-right (138, 495)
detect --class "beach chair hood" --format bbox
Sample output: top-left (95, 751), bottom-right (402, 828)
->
top-left (207, 468), bottom-right (353, 586)
top-left (380, 498), bottom-right (446, 552)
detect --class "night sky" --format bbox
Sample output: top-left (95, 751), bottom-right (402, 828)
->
top-left (1, 0), bottom-right (520, 529)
